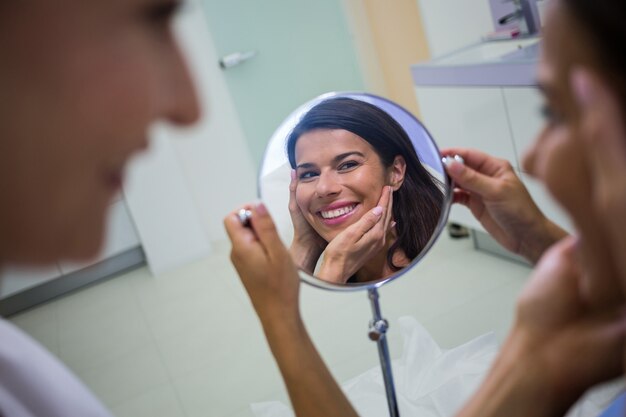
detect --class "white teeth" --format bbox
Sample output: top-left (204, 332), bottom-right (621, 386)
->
top-left (320, 205), bottom-right (356, 219)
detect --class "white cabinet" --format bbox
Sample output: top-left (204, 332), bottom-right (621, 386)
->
top-left (501, 88), bottom-right (544, 168)
top-left (415, 85), bottom-right (573, 234)
top-left (416, 87), bottom-right (518, 163)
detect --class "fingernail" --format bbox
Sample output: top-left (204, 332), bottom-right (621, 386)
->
top-left (571, 69), bottom-right (593, 108)
top-left (290, 169), bottom-right (296, 180)
top-left (372, 206), bottom-right (383, 216)
top-left (443, 156), bottom-right (464, 175)
top-left (256, 202), bottom-right (268, 216)
top-left (391, 221), bottom-right (397, 228)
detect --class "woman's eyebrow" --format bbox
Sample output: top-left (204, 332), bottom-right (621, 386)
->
top-left (296, 151), bottom-right (365, 169)
top-left (333, 151), bottom-right (365, 163)
top-left (296, 162), bottom-right (316, 170)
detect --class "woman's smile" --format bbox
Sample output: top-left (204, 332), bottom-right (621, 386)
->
top-left (317, 202), bottom-right (360, 226)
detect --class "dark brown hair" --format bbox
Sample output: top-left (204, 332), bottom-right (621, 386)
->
top-left (563, 0), bottom-right (626, 112)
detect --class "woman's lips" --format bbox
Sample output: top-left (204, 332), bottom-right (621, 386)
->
top-left (317, 203), bottom-right (359, 226)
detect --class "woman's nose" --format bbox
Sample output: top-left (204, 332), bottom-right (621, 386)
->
top-left (160, 41), bottom-right (201, 126)
top-left (315, 172), bottom-right (341, 197)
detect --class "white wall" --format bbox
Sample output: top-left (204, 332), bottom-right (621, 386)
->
top-left (124, 1), bottom-right (257, 274)
top-left (170, 2), bottom-right (257, 243)
top-left (341, 0), bottom-right (389, 97)
top-left (416, 0), bottom-right (493, 57)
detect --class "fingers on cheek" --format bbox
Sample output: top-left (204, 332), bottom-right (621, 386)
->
top-left (375, 231), bottom-right (385, 244)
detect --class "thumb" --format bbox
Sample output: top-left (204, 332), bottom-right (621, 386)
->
top-left (445, 158), bottom-right (498, 198)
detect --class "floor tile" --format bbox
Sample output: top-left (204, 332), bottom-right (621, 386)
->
top-left (57, 302), bottom-right (153, 373)
top-left (74, 343), bottom-right (171, 408)
top-left (110, 383), bottom-right (186, 417)
top-left (173, 340), bottom-right (284, 417)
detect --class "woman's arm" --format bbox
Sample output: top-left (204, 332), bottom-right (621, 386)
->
top-left (224, 203), bottom-right (359, 417)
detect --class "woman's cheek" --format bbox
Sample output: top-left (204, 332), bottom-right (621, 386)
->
top-left (544, 129), bottom-right (591, 218)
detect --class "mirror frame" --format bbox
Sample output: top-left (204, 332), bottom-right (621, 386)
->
top-left (258, 91), bottom-right (453, 292)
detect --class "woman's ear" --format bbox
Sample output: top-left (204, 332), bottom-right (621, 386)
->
top-left (388, 156), bottom-right (406, 191)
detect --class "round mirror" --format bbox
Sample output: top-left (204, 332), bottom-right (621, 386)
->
top-left (259, 92), bottom-right (452, 290)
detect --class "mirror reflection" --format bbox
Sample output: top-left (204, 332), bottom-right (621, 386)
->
top-left (260, 93), bottom-right (451, 286)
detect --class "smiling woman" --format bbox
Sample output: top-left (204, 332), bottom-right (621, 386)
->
top-left (285, 97), bottom-right (444, 284)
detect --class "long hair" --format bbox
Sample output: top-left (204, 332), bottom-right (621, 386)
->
top-left (286, 97), bottom-right (443, 271)
top-left (563, 0), bottom-right (626, 117)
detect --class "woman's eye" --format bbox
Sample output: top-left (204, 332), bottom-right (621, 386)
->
top-left (539, 104), bottom-right (562, 125)
top-left (298, 171), bottom-right (318, 181)
top-left (144, 1), bottom-right (182, 30)
top-left (338, 161), bottom-right (359, 171)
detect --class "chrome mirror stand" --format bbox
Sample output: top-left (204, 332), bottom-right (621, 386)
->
top-left (368, 288), bottom-right (400, 417)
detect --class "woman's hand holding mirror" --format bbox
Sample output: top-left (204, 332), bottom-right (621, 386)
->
top-left (318, 186), bottom-right (394, 283)
top-left (443, 147), bottom-right (567, 264)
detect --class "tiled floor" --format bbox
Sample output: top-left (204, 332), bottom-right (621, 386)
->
top-left (8, 232), bottom-right (530, 417)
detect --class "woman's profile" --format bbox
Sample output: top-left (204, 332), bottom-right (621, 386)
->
top-left (285, 98), bottom-right (444, 284)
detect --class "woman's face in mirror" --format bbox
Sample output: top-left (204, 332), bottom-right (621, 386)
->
top-left (276, 96), bottom-right (447, 285)
top-left (294, 128), bottom-right (403, 243)
top-left (0, 0), bottom-right (199, 264)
